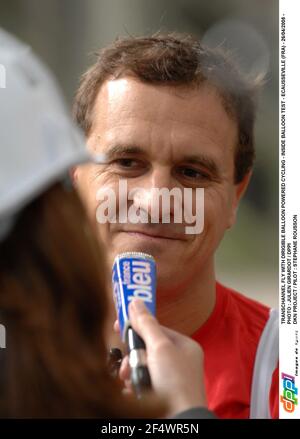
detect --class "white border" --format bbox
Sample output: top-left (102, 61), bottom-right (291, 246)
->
top-left (279, 0), bottom-right (300, 419)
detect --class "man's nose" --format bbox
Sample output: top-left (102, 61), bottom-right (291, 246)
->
top-left (130, 167), bottom-right (181, 221)
top-left (149, 166), bottom-right (174, 190)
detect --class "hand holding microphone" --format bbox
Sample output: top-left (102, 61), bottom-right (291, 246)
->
top-left (112, 252), bottom-right (207, 416)
top-left (120, 299), bottom-right (207, 416)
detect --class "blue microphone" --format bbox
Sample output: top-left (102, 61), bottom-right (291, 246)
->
top-left (112, 252), bottom-right (156, 397)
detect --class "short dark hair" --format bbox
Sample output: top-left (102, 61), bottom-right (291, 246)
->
top-left (73, 33), bottom-right (263, 183)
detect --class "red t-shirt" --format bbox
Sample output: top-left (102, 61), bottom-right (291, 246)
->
top-left (192, 282), bottom-right (279, 419)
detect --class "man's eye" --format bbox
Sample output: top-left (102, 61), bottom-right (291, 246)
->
top-left (114, 158), bottom-right (142, 168)
top-left (178, 167), bottom-right (208, 180)
top-left (109, 158), bottom-right (148, 177)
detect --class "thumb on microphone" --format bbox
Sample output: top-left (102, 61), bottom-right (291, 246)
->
top-left (128, 299), bottom-right (165, 346)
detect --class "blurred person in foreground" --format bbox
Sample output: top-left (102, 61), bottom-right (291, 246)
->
top-left (0, 29), bottom-right (211, 419)
top-left (73, 33), bottom-right (279, 418)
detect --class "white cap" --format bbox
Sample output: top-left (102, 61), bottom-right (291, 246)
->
top-left (0, 28), bottom-right (105, 240)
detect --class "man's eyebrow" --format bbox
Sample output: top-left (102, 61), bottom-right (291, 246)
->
top-left (103, 145), bottom-right (221, 177)
top-left (104, 145), bottom-right (145, 159)
top-left (181, 154), bottom-right (220, 177)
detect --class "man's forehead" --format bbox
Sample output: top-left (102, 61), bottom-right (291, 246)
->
top-left (94, 77), bottom-right (195, 129)
top-left (91, 76), bottom-right (238, 161)
top-left (96, 77), bottom-right (235, 123)
top-left (99, 76), bottom-right (197, 101)
top-left (94, 76), bottom-right (227, 119)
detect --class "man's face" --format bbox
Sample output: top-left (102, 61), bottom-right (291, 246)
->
top-left (74, 77), bottom-right (246, 290)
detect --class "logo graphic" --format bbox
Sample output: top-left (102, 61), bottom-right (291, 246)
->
top-left (96, 180), bottom-right (204, 234)
top-left (280, 372), bottom-right (298, 413)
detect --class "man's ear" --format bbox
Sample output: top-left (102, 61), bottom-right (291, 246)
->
top-left (227, 170), bottom-right (252, 229)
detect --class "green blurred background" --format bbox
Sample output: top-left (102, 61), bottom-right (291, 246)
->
top-left (1, 0), bottom-right (278, 307)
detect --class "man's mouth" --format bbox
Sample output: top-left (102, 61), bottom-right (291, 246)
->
top-left (118, 226), bottom-right (187, 241)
